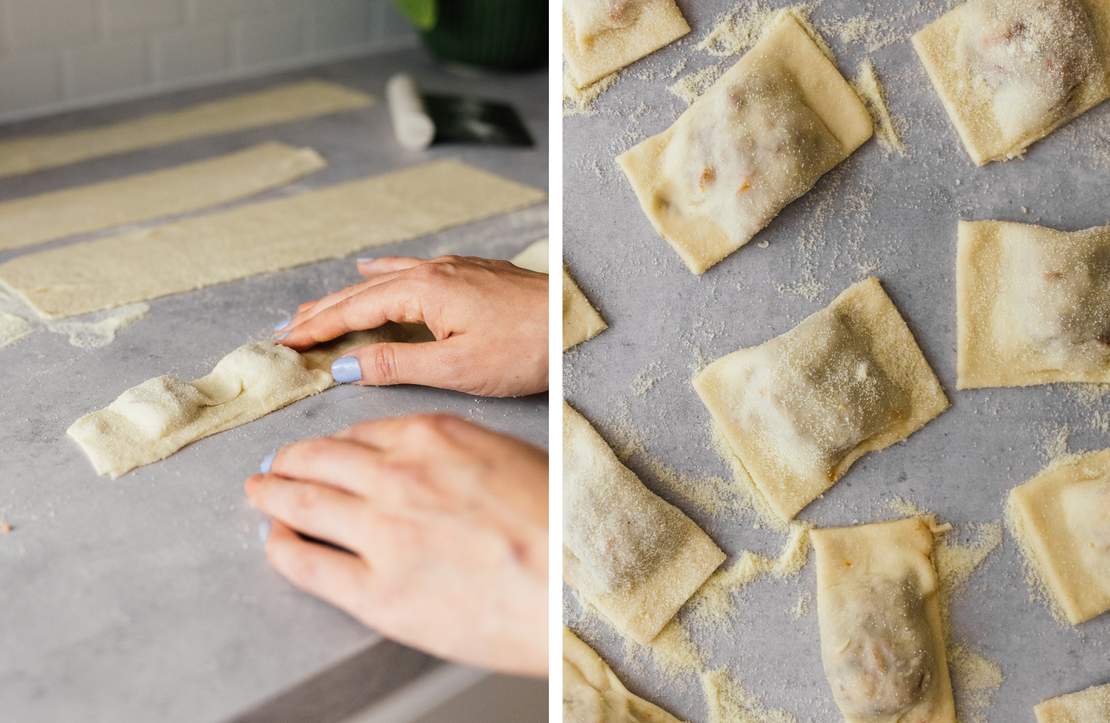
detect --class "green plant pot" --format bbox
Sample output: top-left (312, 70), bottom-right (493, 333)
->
top-left (418, 1), bottom-right (548, 71)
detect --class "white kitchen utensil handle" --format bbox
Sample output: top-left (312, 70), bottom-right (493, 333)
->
top-left (387, 73), bottom-right (435, 151)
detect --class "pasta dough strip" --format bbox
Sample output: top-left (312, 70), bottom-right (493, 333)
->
top-left (563, 628), bottom-right (682, 723)
top-left (563, 0), bottom-right (690, 88)
top-left (0, 143), bottom-right (326, 252)
top-left (0, 159), bottom-right (545, 318)
top-left (1035, 682), bottom-right (1110, 722)
top-left (0, 80), bottom-right (371, 178)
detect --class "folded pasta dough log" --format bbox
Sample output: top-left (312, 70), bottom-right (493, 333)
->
top-left (1007, 448), bottom-right (1110, 625)
top-left (617, 11), bottom-right (872, 274)
top-left (68, 326), bottom-right (425, 478)
top-left (957, 220), bottom-right (1110, 388)
top-left (511, 240), bottom-right (608, 350)
top-left (1035, 682), bottom-right (1110, 722)
top-left (913, 0), bottom-right (1110, 165)
top-left (564, 0), bottom-right (690, 88)
top-left (563, 402), bottom-right (725, 644)
top-left (694, 278), bottom-right (948, 521)
top-left (563, 628), bottom-right (683, 723)
top-left (812, 517), bottom-right (956, 723)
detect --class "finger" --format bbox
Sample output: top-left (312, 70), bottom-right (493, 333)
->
top-left (336, 339), bottom-right (473, 390)
top-left (338, 413), bottom-right (467, 451)
top-left (265, 520), bottom-right (372, 620)
top-left (357, 256), bottom-right (426, 276)
top-left (280, 279), bottom-right (426, 350)
top-left (245, 474), bottom-right (370, 551)
top-left (269, 437), bottom-right (388, 498)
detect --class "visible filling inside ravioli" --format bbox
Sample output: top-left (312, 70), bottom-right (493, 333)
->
top-left (657, 63), bottom-right (842, 244)
top-left (824, 577), bottom-right (936, 717)
top-left (566, 0), bottom-right (641, 46)
top-left (958, 0), bottom-right (1101, 139)
top-left (1061, 473), bottom-right (1110, 586)
top-left (564, 462), bottom-right (689, 594)
top-left (737, 310), bottom-right (906, 482)
top-left (998, 228), bottom-right (1110, 371)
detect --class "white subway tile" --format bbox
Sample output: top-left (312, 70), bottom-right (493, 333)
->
top-left (105, 0), bottom-right (183, 35)
top-left (311, 0), bottom-right (372, 52)
top-left (65, 38), bottom-right (148, 100)
top-left (6, 0), bottom-right (100, 53)
top-left (380, 0), bottom-right (415, 39)
top-left (0, 52), bottom-right (63, 112)
top-left (191, 0), bottom-right (304, 22)
top-left (238, 11), bottom-right (304, 68)
top-left (155, 24), bottom-right (230, 84)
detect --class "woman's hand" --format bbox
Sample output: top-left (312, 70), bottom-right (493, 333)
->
top-left (244, 414), bottom-right (548, 677)
top-left (276, 256), bottom-right (548, 398)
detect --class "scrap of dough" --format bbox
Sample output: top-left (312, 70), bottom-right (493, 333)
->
top-left (0, 80), bottom-right (371, 178)
top-left (564, 0), bottom-right (690, 88)
top-left (0, 143), bottom-right (327, 252)
top-left (694, 277), bottom-right (948, 521)
top-left (913, 0), bottom-right (1110, 165)
top-left (47, 303), bottom-right (149, 349)
top-left (563, 402), bottom-right (725, 644)
top-left (1007, 448), bottom-right (1110, 624)
top-left (510, 240), bottom-right (608, 351)
top-left (0, 312), bottom-right (31, 349)
top-left (812, 516), bottom-right (956, 723)
top-left (957, 220), bottom-right (1110, 388)
top-left (68, 325), bottom-right (427, 478)
top-left (1035, 682), bottom-right (1110, 722)
top-left (563, 627), bottom-right (683, 723)
top-left (618, 11), bottom-right (873, 274)
top-left (0, 159), bottom-right (545, 319)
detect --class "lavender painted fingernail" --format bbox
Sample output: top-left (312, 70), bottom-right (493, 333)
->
top-left (274, 318), bottom-right (290, 331)
top-left (259, 452), bottom-right (275, 474)
top-left (275, 333), bottom-right (289, 341)
top-left (258, 519), bottom-right (271, 543)
top-left (356, 257), bottom-right (374, 264)
top-left (331, 356), bottom-right (362, 384)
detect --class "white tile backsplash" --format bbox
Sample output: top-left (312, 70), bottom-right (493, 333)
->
top-left (0, 0), bottom-right (417, 121)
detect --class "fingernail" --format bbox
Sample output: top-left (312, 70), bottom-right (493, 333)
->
top-left (259, 452), bottom-right (275, 474)
top-left (356, 257), bottom-right (374, 264)
top-left (331, 356), bottom-right (362, 384)
top-left (258, 519), bottom-right (271, 543)
top-left (275, 333), bottom-right (289, 341)
top-left (274, 318), bottom-right (290, 331)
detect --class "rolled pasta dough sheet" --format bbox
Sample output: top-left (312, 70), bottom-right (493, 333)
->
top-left (694, 277), bottom-right (948, 521)
top-left (812, 517), bottom-right (955, 723)
top-left (563, 0), bottom-right (690, 88)
top-left (510, 240), bottom-right (608, 351)
top-left (617, 11), bottom-right (872, 274)
top-left (1007, 448), bottom-right (1110, 625)
top-left (0, 160), bottom-right (545, 319)
top-left (913, 0), bottom-right (1110, 165)
top-left (563, 628), bottom-right (683, 723)
top-left (563, 402), bottom-right (725, 644)
top-left (0, 80), bottom-right (371, 178)
top-left (68, 325), bottom-right (429, 478)
top-left (1035, 682), bottom-right (1110, 722)
top-left (0, 142), bottom-right (327, 252)
top-left (957, 220), bottom-right (1110, 388)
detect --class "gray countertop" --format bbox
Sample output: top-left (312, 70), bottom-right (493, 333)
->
top-left (0, 47), bottom-right (548, 722)
top-left (563, 1), bottom-right (1109, 721)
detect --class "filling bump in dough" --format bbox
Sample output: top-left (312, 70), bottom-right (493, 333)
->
top-left (913, 0), bottom-right (1110, 164)
top-left (1035, 682), bottom-right (1110, 722)
top-left (957, 220), bottom-right (1110, 388)
top-left (563, 627), bottom-right (682, 723)
top-left (68, 326), bottom-right (428, 478)
top-left (694, 277), bottom-right (948, 521)
top-left (812, 516), bottom-right (956, 723)
top-left (563, 402), bottom-right (725, 644)
top-left (510, 240), bottom-right (608, 350)
top-left (1007, 448), bottom-right (1110, 625)
top-left (618, 11), bottom-right (873, 274)
top-left (563, 0), bottom-right (690, 89)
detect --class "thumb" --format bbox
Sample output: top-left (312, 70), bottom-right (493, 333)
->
top-left (330, 340), bottom-right (466, 391)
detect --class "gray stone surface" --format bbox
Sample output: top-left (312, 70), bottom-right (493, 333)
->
top-left (563, 1), bottom-right (1109, 721)
top-left (0, 47), bottom-right (548, 722)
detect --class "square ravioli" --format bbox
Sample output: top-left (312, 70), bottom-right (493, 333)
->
top-left (1035, 682), bottom-right (1110, 722)
top-left (617, 11), bottom-right (872, 274)
top-left (913, 0), bottom-right (1110, 165)
top-left (563, 402), bottom-right (725, 644)
top-left (563, 0), bottom-right (690, 88)
top-left (812, 517), bottom-right (956, 723)
top-left (694, 278), bottom-right (948, 521)
top-left (957, 221), bottom-right (1110, 388)
top-left (1008, 448), bottom-right (1110, 625)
